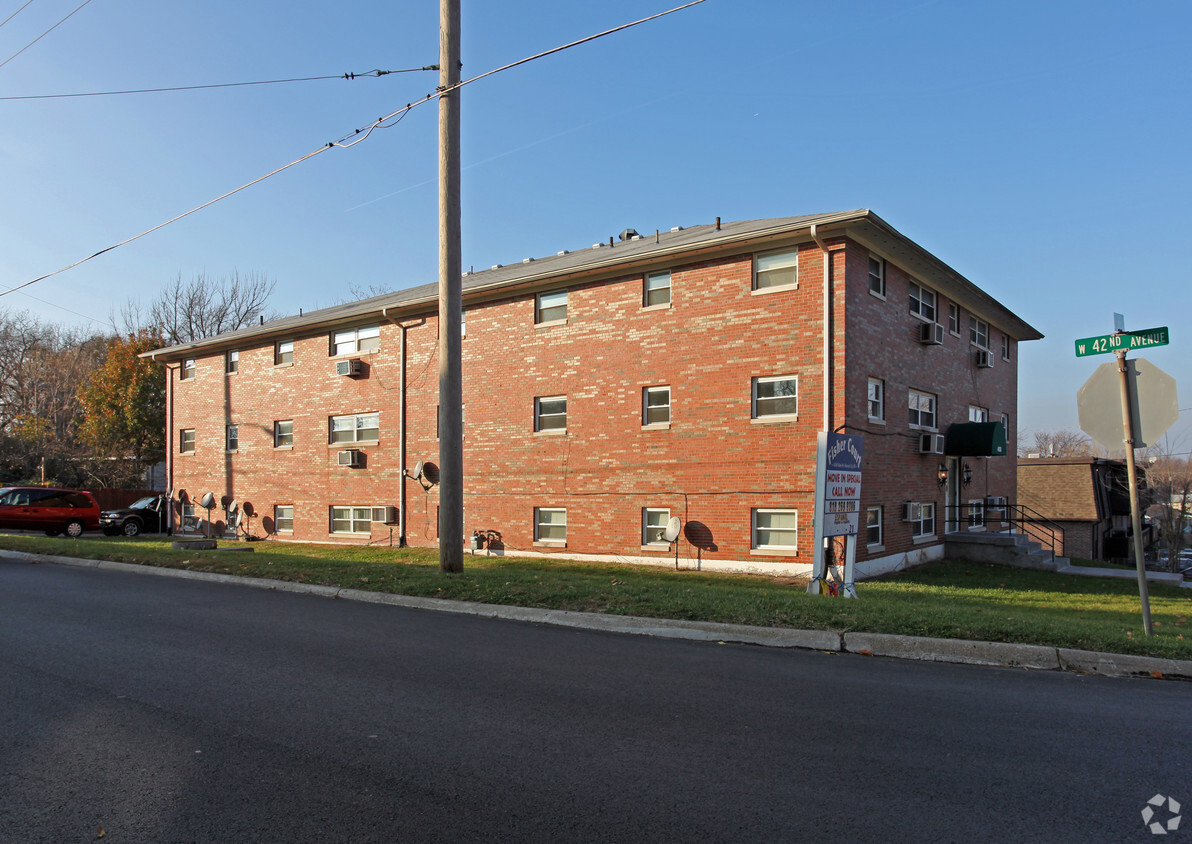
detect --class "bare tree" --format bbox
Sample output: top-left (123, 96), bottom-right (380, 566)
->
top-left (118, 271), bottom-right (278, 344)
top-left (1018, 428), bottom-right (1094, 458)
top-left (1144, 438), bottom-right (1192, 570)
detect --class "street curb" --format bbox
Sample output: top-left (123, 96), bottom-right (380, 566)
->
top-left (5, 549), bottom-right (1189, 680)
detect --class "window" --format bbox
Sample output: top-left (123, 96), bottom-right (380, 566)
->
top-left (332, 325), bottom-right (380, 356)
top-left (534, 396), bottom-right (567, 432)
top-left (274, 505), bottom-right (294, 533)
top-left (226, 350), bottom-right (239, 374)
top-left (536, 290), bottom-right (567, 324)
top-left (909, 281), bottom-right (936, 322)
top-left (969, 316), bottom-right (989, 349)
top-left (752, 375), bottom-right (798, 419)
top-left (226, 424), bottom-right (238, 452)
top-left (969, 405), bottom-right (989, 423)
top-left (910, 502), bottom-right (936, 538)
top-left (948, 303), bottom-right (960, 335)
top-left (754, 249), bottom-right (798, 290)
top-left (181, 503), bottom-right (198, 531)
top-left (752, 509), bottom-right (798, 550)
top-left (967, 499), bottom-right (985, 528)
top-left (181, 358), bottom-right (195, 380)
top-left (330, 506), bottom-right (371, 534)
top-left (330, 412), bottom-right (379, 444)
top-left (867, 378), bottom-right (885, 422)
top-left (1001, 333), bottom-right (1012, 361)
top-left (461, 310), bottom-right (467, 338)
top-left (866, 506), bottom-right (883, 547)
top-left (274, 420), bottom-right (293, 448)
top-left (179, 429), bottom-right (195, 453)
top-left (534, 507), bottom-right (567, 543)
top-left (908, 389), bottom-right (937, 429)
top-left (644, 271), bottom-right (671, 307)
top-left (643, 386), bottom-right (670, 426)
top-left (275, 340), bottom-right (294, 366)
top-left (868, 255), bottom-right (885, 296)
top-left (643, 508), bottom-right (670, 545)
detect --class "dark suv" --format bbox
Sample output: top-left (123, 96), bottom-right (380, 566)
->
top-left (0, 487), bottom-right (101, 537)
top-left (100, 495), bottom-right (170, 536)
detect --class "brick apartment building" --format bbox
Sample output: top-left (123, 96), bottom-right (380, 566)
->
top-left (148, 209), bottom-right (1042, 577)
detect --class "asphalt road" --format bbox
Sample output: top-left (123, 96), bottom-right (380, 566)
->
top-left (2, 558), bottom-right (1189, 843)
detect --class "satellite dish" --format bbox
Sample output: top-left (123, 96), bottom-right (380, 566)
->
top-left (199, 492), bottom-right (215, 509)
top-left (177, 489), bottom-right (189, 503)
top-left (664, 516), bottom-right (682, 543)
top-left (413, 460), bottom-right (424, 480)
top-left (242, 501), bottom-right (255, 517)
top-left (226, 498), bottom-right (238, 515)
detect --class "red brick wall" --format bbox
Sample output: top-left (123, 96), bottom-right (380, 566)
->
top-left (167, 235), bottom-right (1023, 569)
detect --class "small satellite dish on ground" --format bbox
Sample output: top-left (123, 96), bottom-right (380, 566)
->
top-left (664, 516), bottom-right (682, 543)
top-left (199, 492), bottom-right (215, 509)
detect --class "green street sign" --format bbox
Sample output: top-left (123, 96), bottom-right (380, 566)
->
top-left (1074, 327), bottom-right (1169, 358)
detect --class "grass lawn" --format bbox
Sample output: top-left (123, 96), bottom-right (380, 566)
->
top-left (3, 534), bottom-right (1190, 660)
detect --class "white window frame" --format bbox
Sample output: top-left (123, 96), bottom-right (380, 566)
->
top-left (225, 424), bottom-right (238, 452)
top-left (969, 405), bottom-right (989, 423)
top-left (534, 396), bottom-right (567, 432)
top-left (752, 508), bottom-right (798, 551)
top-left (911, 502), bottom-right (936, 539)
top-left (644, 271), bottom-right (671, 307)
top-left (226, 350), bottom-right (239, 374)
top-left (909, 281), bottom-right (936, 322)
top-left (179, 428), bottom-right (195, 454)
top-left (868, 255), bottom-right (885, 297)
top-left (535, 290), bottom-right (568, 324)
top-left (181, 502), bottom-right (198, 532)
top-left (1001, 333), bottom-right (1012, 361)
top-left (642, 508), bottom-right (671, 546)
top-left (274, 505), bottom-right (294, 533)
top-left (330, 412), bottom-right (379, 444)
top-left (752, 375), bottom-right (798, 420)
top-left (181, 358), bottom-right (196, 380)
top-left (274, 420), bottom-right (294, 448)
top-left (332, 325), bottom-right (380, 356)
top-left (643, 385), bottom-right (670, 426)
top-left (753, 249), bottom-right (799, 291)
top-left (867, 377), bottom-right (885, 422)
top-left (908, 389), bottom-right (937, 430)
top-left (330, 506), bottom-right (372, 534)
top-left (866, 505), bottom-right (883, 547)
top-left (967, 499), bottom-right (986, 529)
top-left (275, 340), bottom-right (294, 366)
top-left (534, 507), bottom-right (567, 544)
top-left (969, 316), bottom-right (990, 350)
top-left (948, 303), bottom-right (960, 335)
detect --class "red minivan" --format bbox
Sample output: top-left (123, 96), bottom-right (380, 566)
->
top-left (0, 487), bottom-right (102, 537)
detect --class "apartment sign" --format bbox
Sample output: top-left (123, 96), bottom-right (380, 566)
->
top-left (821, 433), bottom-right (864, 537)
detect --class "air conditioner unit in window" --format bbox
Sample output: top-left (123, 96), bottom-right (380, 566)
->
top-left (974, 349), bottom-right (994, 368)
top-left (919, 322), bottom-right (944, 345)
top-left (337, 449), bottom-right (362, 467)
top-left (985, 495), bottom-right (1008, 509)
top-left (903, 502), bottom-right (921, 522)
top-left (372, 505), bottom-right (399, 525)
top-left (919, 433), bottom-right (945, 454)
top-left (336, 358), bottom-right (363, 377)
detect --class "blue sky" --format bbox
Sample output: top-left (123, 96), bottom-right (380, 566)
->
top-left (1, 0), bottom-right (1189, 446)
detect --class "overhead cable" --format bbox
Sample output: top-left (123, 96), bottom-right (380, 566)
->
top-left (0, 0), bottom-right (94, 70)
top-left (0, 0), bottom-right (39, 31)
top-left (0, 0), bottom-right (708, 300)
top-left (0, 66), bottom-right (439, 101)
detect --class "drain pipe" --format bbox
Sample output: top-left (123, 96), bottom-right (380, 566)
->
top-left (383, 308), bottom-right (410, 547)
top-left (810, 224), bottom-right (831, 432)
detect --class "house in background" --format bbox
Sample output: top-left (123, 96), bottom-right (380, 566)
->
top-left (146, 209), bottom-right (1041, 578)
top-left (1017, 457), bottom-right (1147, 561)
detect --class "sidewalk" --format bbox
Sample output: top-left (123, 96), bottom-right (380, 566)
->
top-left (7, 549), bottom-right (1192, 682)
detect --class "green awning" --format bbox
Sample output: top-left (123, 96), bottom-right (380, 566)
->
top-left (945, 421), bottom-right (1007, 457)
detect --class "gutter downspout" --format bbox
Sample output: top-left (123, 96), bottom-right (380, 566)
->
top-left (810, 224), bottom-right (831, 432)
top-left (383, 308), bottom-right (411, 547)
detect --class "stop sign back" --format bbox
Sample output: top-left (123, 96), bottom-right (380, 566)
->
top-left (1077, 357), bottom-right (1179, 450)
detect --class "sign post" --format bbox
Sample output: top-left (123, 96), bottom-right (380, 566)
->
top-left (808, 432), bottom-right (863, 598)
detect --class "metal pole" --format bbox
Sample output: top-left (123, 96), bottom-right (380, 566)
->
top-left (398, 322), bottom-right (407, 548)
top-left (437, 0), bottom-right (464, 573)
top-left (1116, 349), bottom-right (1153, 635)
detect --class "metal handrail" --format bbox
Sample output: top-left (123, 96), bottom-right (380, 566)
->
top-left (943, 502), bottom-right (1065, 561)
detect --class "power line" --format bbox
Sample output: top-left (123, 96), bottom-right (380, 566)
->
top-left (0, 67), bottom-right (439, 101)
top-left (0, 0), bottom-right (39, 31)
top-left (0, 0), bottom-right (708, 300)
top-left (0, 0), bottom-right (93, 70)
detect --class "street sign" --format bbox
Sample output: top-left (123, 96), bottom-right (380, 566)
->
top-left (1077, 358), bottom-right (1180, 450)
top-left (1074, 327), bottom-right (1169, 357)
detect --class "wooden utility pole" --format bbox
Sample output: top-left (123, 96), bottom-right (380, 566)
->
top-left (437, 0), bottom-right (464, 573)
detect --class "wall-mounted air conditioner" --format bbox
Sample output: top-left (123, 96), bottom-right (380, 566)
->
top-left (919, 433), bottom-right (945, 454)
top-left (974, 349), bottom-right (994, 368)
top-left (337, 449), bottom-right (362, 467)
top-left (985, 495), bottom-right (1008, 509)
top-left (336, 358), bottom-right (363, 377)
top-left (372, 505), bottom-right (399, 525)
top-left (919, 323), bottom-right (944, 345)
top-left (903, 502), bottom-right (921, 522)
